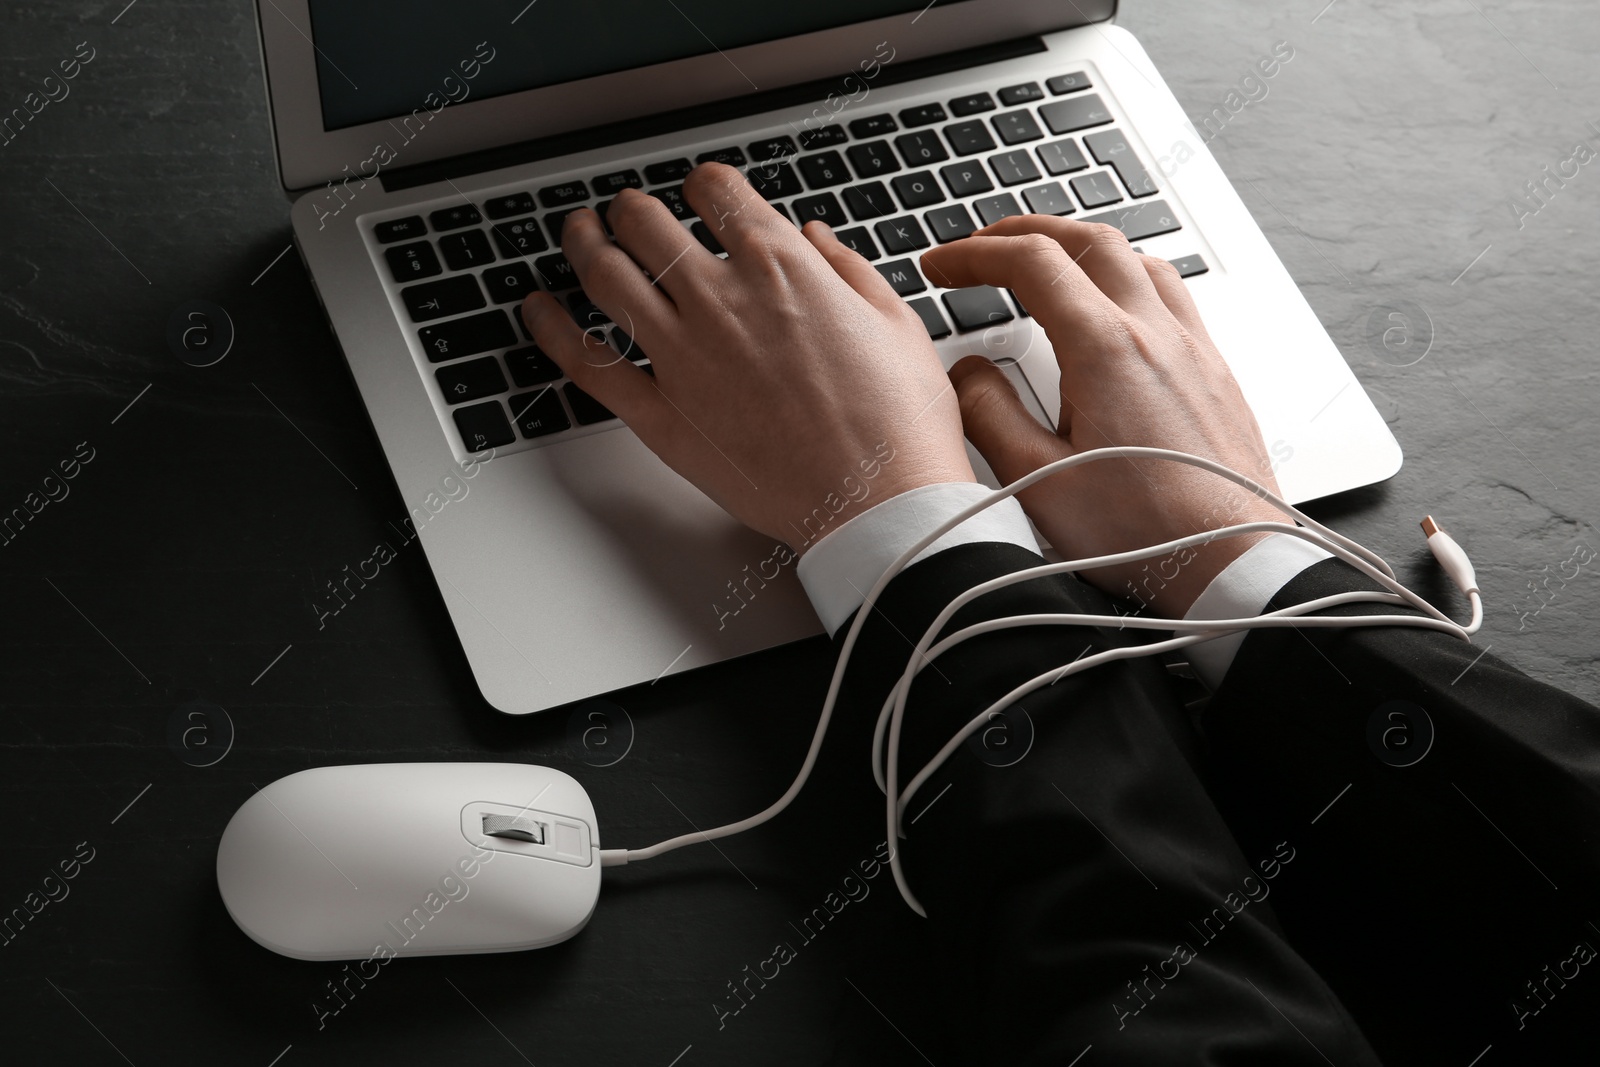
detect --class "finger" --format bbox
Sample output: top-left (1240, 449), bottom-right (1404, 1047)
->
top-left (963, 215), bottom-right (1168, 320)
top-left (561, 207), bottom-right (677, 337)
top-left (604, 187), bottom-right (716, 301)
top-left (949, 356), bottom-right (1069, 483)
top-left (520, 291), bottom-right (662, 427)
top-left (801, 221), bottom-right (908, 318)
top-left (1138, 253), bottom-right (1215, 345)
top-left (920, 233), bottom-right (1124, 344)
top-left (680, 162), bottom-right (794, 260)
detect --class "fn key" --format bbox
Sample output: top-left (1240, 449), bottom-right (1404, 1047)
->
top-left (453, 401), bottom-right (515, 453)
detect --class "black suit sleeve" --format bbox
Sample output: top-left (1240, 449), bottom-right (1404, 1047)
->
top-left (833, 543), bottom-right (1386, 1066)
top-left (1199, 557), bottom-right (1600, 1063)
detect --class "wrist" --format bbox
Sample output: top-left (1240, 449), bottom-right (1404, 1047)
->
top-left (788, 448), bottom-right (976, 557)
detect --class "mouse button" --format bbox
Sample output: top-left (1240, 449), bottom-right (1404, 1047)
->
top-left (460, 801), bottom-right (594, 867)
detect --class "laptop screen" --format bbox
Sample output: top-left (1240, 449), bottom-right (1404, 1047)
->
top-left (308, 1), bottom-right (970, 131)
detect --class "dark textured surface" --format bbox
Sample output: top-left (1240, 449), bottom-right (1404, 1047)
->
top-left (1, 1), bottom-right (1596, 1064)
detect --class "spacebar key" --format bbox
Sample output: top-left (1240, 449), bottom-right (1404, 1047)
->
top-left (1081, 200), bottom-right (1181, 242)
top-left (418, 309), bottom-right (517, 363)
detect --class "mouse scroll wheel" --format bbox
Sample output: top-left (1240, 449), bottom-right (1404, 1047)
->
top-left (482, 813), bottom-right (547, 844)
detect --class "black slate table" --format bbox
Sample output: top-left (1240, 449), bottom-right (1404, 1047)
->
top-left (3, 1), bottom-right (1598, 1064)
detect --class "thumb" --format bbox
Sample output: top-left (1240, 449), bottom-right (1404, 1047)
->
top-left (948, 356), bottom-right (1067, 485)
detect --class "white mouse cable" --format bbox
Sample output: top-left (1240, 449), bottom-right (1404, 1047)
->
top-left (875, 519), bottom-right (1481, 913)
top-left (599, 448), bottom-right (1481, 872)
top-left (868, 512), bottom-right (1481, 797)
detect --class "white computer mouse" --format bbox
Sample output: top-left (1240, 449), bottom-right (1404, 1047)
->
top-left (217, 763), bottom-right (601, 961)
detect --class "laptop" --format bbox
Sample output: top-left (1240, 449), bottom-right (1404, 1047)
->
top-left (256, 0), bottom-right (1402, 715)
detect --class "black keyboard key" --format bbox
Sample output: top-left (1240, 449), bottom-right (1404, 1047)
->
top-left (1081, 200), bottom-right (1181, 242)
top-left (949, 92), bottom-right (996, 116)
top-left (1169, 254), bottom-right (1209, 278)
top-left (610, 328), bottom-right (648, 363)
top-left (943, 286), bottom-right (1013, 332)
top-left (593, 169), bottom-right (643, 195)
top-left (842, 182), bottom-right (897, 221)
top-left (690, 220), bottom-right (725, 255)
top-left (847, 140), bottom-right (900, 178)
top-left (403, 274), bottom-right (486, 322)
top-left (945, 120), bottom-right (997, 157)
top-left (748, 162), bottom-right (802, 201)
top-left (973, 193), bottom-right (1024, 226)
top-left (567, 289), bottom-right (611, 329)
top-left (419, 309), bottom-right (517, 363)
top-left (539, 180), bottom-right (589, 208)
top-left (385, 241), bottom-right (441, 283)
top-left (645, 158), bottom-right (694, 184)
top-left (1040, 94), bottom-right (1113, 135)
top-left (895, 130), bottom-right (949, 167)
top-left (835, 227), bottom-right (880, 261)
top-left (1037, 138), bottom-right (1090, 175)
top-left (506, 347), bottom-right (562, 386)
top-left (564, 382), bottom-right (616, 425)
top-left (891, 171), bottom-right (945, 209)
top-left (771, 202), bottom-right (795, 224)
top-left (798, 125), bottom-right (848, 149)
top-left (1046, 71), bottom-right (1092, 95)
top-left (534, 253), bottom-right (578, 290)
top-left (907, 296), bottom-right (950, 339)
top-left (1022, 181), bottom-right (1075, 216)
top-left (939, 161), bottom-right (993, 198)
top-left (992, 110), bottom-right (1044, 145)
top-left (453, 401), bottom-right (515, 452)
top-left (650, 184), bottom-right (696, 220)
top-left (430, 204), bottom-right (483, 231)
top-left (875, 216), bottom-right (930, 255)
top-left (848, 114), bottom-right (897, 138)
top-left (438, 229), bottom-right (496, 271)
top-left (510, 386), bottom-right (571, 438)
top-left (696, 146), bottom-right (747, 167)
top-left (490, 218), bottom-right (549, 257)
top-left (989, 149), bottom-right (1042, 186)
top-left (998, 82), bottom-right (1044, 106)
top-left (925, 204), bottom-right (976, 243)
top-left (875, 258), bottom-right (926, 296)
top-left (1071, 172), bottom-right (1123, 209)
top-left (482, 262), bottom-right (538, 304)
top-left (1009, 290), bottom-right (1031, 318)
top-left (899, 103), bottom-right (947, 128)
top-left (796, 151), bottom-right (851, 189)
top-left (792, 192), bottom-right (848, 228)
top-left (483, 192), bottom-right (536, 219)
top-left (1084, 129), bottom-right (1159, 198)
top-left (436, 356), bottom-right (509, 405)
top-left (748, 136), bottom-right (798, 162)
top-left (375, 216), bottom-right (426, 243)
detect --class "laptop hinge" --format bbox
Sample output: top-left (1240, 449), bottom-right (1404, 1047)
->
top-left (381, 35), bottom-right (1049, 193)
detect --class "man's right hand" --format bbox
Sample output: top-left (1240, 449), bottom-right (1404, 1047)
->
top-left (920, 217), bottom-right (1287, 617)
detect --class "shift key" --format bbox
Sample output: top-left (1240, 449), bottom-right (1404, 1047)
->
top-left (419, 309), bottom-right (517, 363)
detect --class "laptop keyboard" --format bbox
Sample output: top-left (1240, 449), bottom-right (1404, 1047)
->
top-left (368, 68), bottom-right (1207, 458)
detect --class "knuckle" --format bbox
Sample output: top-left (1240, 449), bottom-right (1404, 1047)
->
top-left (957, 366), bottom-right (1014, 421)
top-left (1086, 222), bottom-right (1129, 248)
top-left (1014, 232), bottom-right (1066, 268)
top-left (1142, 253), bottom-right (1180, 279)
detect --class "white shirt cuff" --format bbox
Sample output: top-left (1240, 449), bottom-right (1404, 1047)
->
top-left (1182, 532), bottom-right (1333, 690)
top-left (796, 482), bottom-right (1040, 634)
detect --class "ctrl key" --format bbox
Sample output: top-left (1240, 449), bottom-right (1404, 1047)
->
top-left (453, 400), bottom-right (516, 453)
top-left (510, 386), bottom-right (571, 438)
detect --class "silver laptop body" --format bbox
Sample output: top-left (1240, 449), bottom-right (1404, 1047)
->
top-left (256, 1), bottom-right (1401, 714)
